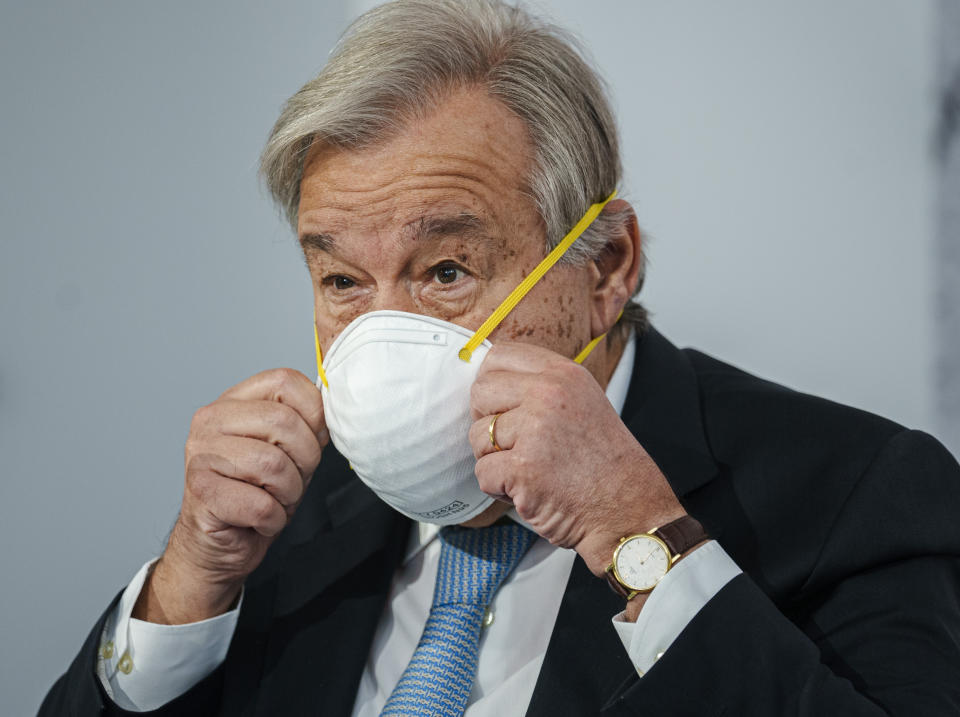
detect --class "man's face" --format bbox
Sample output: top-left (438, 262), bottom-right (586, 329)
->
top-left (297, 87), bottom-right (597, 362)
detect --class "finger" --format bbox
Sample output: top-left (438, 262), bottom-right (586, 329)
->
top-left (194, 399), bottom-right (323, 478)
top-left (470, 369), bottom-right (542, 420)
top-left (188, 466), bottom-right (288, 537)
top-left (479, 340), bottom-right (571, 376)
top-left (468, 411), bottom-right (516, 459)
top-left (474, 450), bottom-right (515, 503)
top-left (220, 368), bottom-right (326, 440)
top-left (476, 451), bottom-right (546, 516)
top-left (187, 435), bottom-right (305, 508)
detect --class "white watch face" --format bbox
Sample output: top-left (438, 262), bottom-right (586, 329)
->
top-left (614, 534), bottom-right (670, 591)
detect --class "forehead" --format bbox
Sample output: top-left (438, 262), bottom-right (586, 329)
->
top-left (296, 88), bottom-right (541, 245)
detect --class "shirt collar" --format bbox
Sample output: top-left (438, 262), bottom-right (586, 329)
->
top-left (402, 331), bottom-right (637, 565)
top-left (605, 329), bottom-right (636, 417)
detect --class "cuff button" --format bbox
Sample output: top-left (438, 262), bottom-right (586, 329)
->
top-left (117, 652), bottom-right (134, 675)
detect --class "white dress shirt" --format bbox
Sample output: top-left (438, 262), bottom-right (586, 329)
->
top-left (98, 334), bottom-right (741, 712)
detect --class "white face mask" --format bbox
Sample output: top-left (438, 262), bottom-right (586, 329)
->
top-left (319, 310), bottom-right (495, 524)
top-left (314, 190), bottom-right (618, 524)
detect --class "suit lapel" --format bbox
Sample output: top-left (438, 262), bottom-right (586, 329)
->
top-left (526, 326), bottom-right (722, 714)
top-left (620, 327), bottom-right (719, 500)
top-left (273, 453), bottom-right (404, 617)
top-left (525, 555), bottom-right (632, 716)
top-left (231, 447), bottom-right (412, 717)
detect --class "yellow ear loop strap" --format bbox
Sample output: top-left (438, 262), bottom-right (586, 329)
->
top-left (572, 308), bottom-right (623, 365)
top-left (314, 311), bottom-right (328, 388)
top-left (457, 189), bottom-right (618, 362)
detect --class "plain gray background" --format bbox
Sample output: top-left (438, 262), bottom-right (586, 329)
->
top-left (2, 1), bottom-right (957, 713)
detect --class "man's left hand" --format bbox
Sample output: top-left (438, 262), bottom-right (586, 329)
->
top-left (468, 341), bottom-right (687, 576)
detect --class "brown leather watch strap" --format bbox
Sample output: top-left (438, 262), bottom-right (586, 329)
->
top-left (604, 515), bottom-right (709, 600)
top-left (605, 566), bottom-right (634, 599)
top-left (653, 514), bottom-right (708, 557)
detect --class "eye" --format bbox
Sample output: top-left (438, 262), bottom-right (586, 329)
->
top-left (324, 275), bottom-right (355, 290)
top-left (432, 264), bottom-right (463, 285)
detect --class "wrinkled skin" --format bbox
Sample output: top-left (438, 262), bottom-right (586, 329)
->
top-left (138, 86), bottom-right (689, 626)
top-left (466, 342), bottom-right (685, 575)
top-left (300, 87), bottom-right (690, 613)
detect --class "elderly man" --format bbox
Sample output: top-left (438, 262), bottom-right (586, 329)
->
top-left (42, 1), bottom-right (960, 715)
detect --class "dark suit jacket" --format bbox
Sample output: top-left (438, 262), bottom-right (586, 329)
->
top-left (41, 327), bottom-right (960, 716)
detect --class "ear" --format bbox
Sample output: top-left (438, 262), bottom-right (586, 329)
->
top-left (589, 199), bottom-right (642, 339)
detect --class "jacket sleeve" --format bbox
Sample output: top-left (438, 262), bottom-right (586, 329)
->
top-left (38, 591), bottom-right (225, 717)
top-left (604, 430), bottom-right (960, 716)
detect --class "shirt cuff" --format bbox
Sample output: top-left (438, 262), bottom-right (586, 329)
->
top-left (96, 558), bottom-right (242, 712)
top-left (611, 540), bottom-right (741, 676)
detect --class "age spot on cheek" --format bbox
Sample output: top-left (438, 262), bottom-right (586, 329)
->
top-left (506, 324), bottom-right (534, 340)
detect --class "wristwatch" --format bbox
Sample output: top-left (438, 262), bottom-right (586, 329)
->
top-left (604, 515), bottom-right (709, 600)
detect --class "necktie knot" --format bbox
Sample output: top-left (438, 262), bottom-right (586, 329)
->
top-left (433, 523), bottom-right (536, 608)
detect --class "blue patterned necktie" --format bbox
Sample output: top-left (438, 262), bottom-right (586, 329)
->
top-left (380, 522), bottom-right (536, 717)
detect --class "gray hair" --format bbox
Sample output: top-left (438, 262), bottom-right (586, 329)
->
top-left (260, 0), bottom-right (647, 336)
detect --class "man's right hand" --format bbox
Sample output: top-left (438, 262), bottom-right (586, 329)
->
top-left (133, 368), bottom-right (327, 625)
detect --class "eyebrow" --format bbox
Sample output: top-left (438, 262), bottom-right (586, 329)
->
top-left (300, 232), bottom-right (335, 253)
top-left (299, 212), bottom-right (490, 254)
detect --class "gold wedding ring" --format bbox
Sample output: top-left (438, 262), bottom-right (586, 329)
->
top-left (489, 413), bottom-right (503, 452)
